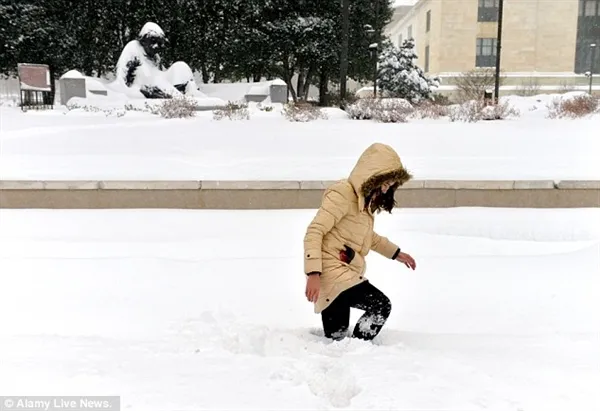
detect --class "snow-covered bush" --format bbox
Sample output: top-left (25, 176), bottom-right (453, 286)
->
top-left (66, 99), bottom-right (126, 117)
top-left (377, 39), bottom-right (439, 104)
top-left (282, 102), bottom-right (327, 122)
top-left (257, 102), bottom-right (273, 112)
top-left (346, 98), bottom-right (414, 123)
top-left (449, 100), bottom-right (520, 122)
top-left (213, 102), bottom-right (250, 121)
top-left (547, 94), bottom-right (599, 119)
top-left (155, 97), bottom-right (198, 118)
top-left (454, 69), bottom-right (503, 103)
top-left (410, 100), bottom-right (449, 119)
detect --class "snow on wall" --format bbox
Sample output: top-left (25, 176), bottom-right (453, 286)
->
top-left (198, 80), bottom-right (285, 103)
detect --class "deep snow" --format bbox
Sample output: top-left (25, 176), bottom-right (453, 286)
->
top-left (0, 99), bottom-right (598, 181)
top-left (0, 208), bottom-right (598, 410)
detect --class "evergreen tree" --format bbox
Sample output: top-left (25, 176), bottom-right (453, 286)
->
top-left (377, 38), bottom-right (440, 103)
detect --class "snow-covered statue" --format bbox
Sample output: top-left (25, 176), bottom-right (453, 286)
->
top-left (113, 22), bottom-right (203, 99)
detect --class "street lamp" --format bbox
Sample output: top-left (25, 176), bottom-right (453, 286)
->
top-left (369, 42), bottom-right (378, 98)
top-left (493, 0), bottom-right (505, 104)
top-left (588, 43), bottom-right (597, 95)
top-left (364, 24), bottom-right (377, 98)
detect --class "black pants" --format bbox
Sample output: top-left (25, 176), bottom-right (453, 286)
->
top-left (321, 280), bottom-right (392, 341)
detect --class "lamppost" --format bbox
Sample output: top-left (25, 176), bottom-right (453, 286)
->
top-left (493, 0), bottom-right (505, 104)
top-left (588, 43), bottom-right (597, 95)
top-left (364, 24), bottom-right (378, 98)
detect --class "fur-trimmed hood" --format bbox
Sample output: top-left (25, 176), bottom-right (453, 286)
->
top-left (348, 143), bottom-right (412, 212)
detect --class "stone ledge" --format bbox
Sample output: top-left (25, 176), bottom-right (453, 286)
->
top-left (422, 180), bottom-right (516, 190)
top-left (0, 180), bottom-right (599, 191)
top-left (44, 181), bottom-right (101, 190)
top-left (556, 180), bottom-right (600, 189)
top-left (98, 181), bottom-right (201, 190)
top-left (513, 180), bottom-right (556, 189)
top-left (0, 181), bottom-right (46, 190)
top-left (202, 181), bottom-right (301, 190)
top-left (299, 181), bottom-right (337, 190)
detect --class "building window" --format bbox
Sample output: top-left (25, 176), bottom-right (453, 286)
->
top-left (407, 25), bottom-right (413, 39)
top-left (426, 10), bottom-right (431, 32)
top-left (575, 0), bottom-right (600, 72)
top-left (584, 0), bottom-right (599, 16)
top-left (425, 45), bottom-right (430, 72)
top-left (575, 41), bottom-right (600, 73)
top-left (478, 0), bottom-right (499, 22)
top-left (476, 38), bottom-right (497, 67)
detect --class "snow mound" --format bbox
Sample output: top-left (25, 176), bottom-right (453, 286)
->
top-left (0, 208), bottom-right (598, 410)
top-left (271, 79), bottom-right (287, 86)
top-left (500, 91), bottom-right (592, 118)
top-left (60, 70), bottom-right (84, 79)
top-left (164, 61), bottom-right (194, 85)
top-left (247, 83), bottom-right (270, 96)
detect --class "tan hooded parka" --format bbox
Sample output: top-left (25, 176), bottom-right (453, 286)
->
top-left (303, 143), bottom-right (413, 313)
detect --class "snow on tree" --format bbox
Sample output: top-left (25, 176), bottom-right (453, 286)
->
top-left (377, 39), bottom-right (440, 103)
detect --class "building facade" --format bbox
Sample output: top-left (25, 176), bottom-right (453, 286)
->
top-left (386, 0), bottom-right (600, 95)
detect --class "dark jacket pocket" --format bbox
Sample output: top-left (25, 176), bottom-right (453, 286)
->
top-left (339, 245), bottom-right (355, 264)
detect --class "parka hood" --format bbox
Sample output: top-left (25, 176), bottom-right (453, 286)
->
top-left (348, 143), bottom-right (412, 211)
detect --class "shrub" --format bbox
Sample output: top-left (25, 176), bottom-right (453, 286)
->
top-left (449, 99), bottom-right (520, 122)
top-left (410, 100), bottom-right (450, 119)
top-left (257, 102), bottom-right (273, 112)
top-left (67, 99), bottom-right (126, 117)
top-left (454, 68), bottom-right (504, 103)
top-left (282, 101), bottom-right (327, 122)
top-left (155, 97), bottom-right (198, 119)
top-left (515, 78), bottom-right (541, 97)
top-left (547, 94), bottom-right (598, 119)
top-left (377, 38), bottom-right (440, 103)
top-left (431, 93), bottom-right (452, 106)
top-left (346, 98), bottom-right (414, 123)
top-left (322, 90), bottom-right (359, 108)
top-left (213, 101), bottom-right (250, 120)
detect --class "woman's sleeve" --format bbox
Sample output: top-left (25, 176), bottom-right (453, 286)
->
top-left (371, 231), bottom-right (400, 259)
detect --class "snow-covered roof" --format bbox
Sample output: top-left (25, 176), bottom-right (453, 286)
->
top-left (139, 22), bottom-right (164, 38)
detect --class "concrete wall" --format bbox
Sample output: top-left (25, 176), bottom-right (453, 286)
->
top-left (1, 180), bottom-right (598, 209)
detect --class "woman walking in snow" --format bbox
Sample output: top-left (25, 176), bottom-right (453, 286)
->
top-left (303, 143), bottom-right (417, 341)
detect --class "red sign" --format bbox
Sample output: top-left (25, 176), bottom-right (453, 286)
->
top-left (17, 63), bottom-right (51, 91)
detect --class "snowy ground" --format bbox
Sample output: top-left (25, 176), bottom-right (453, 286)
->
top-left (1, 98), bottom-right (599, 181)
top-left (0, 208), bottom-right (598, 410)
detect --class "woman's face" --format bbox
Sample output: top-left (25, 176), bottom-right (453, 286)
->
top-left (380, 180), bottom-right (395, 194)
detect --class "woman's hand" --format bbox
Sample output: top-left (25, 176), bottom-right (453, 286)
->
top-left (305, 274), bottom-right (320, 302)
top-left (396, 252), bottom-right (416, 270)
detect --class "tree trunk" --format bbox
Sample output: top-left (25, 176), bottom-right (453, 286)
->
top-left (318, 69), bottom-right (329, 107)
top-left (305, 65), bottom-right (317, 100)
top-left (296, 68), bottom-right (306, 101)
top-left (200, 61), bottom-right (210, 83)
top-left (339, 0), bottom-right (350, 105)
top-left (213, 59), bottom-right (222, 83)
top-left (283, 55), bottom-right (297, 102)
